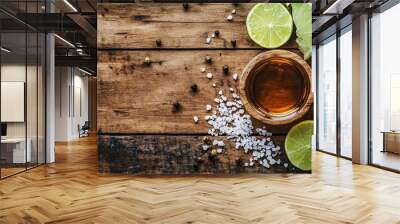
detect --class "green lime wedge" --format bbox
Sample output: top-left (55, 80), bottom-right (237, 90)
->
top-left (246, 3), bottom-right (293, 49)
top-left (285, 120), bottom-right (313, 171)
top-left (291, 3), bottom-right (312, 60)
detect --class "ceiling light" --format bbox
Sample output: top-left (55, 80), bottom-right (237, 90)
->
top-left (63, 0), bottom-right (78, 12)
top-left (1, 47), bottom-right (11, 53)
top-left (54, 34), bottom-right (75, 48)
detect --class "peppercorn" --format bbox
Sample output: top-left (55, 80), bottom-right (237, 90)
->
top-left (223, 65), bottom-right (229, 75)
top-left (190, 84), bottom-right (198, 93)
top-left (155, 39), bottom-right (162, 47)
top-left (203, 136), bottom-right (211, 144)
top-left (205, 55), bottom-right (212, 64)
top-left (183, 3), bottom-right (189, 11)
top-left (231, 40), bottom-right (237, 48)
top-left (172, 101), bottom-right (182, 113)
top-left (214, 30), bottom-right (220, 37)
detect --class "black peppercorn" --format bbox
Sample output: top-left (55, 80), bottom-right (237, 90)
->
top-left (172, 101), bottom-right (182, 113)
top-left (205, 55), bottom-right (212, 64)
top-left (183, 3), bottom-right (189, 11)
top-left (214, 30), bottom-right (220, 37)
top-left (223, 65), bottom-right (229, 75)
top-left (156, 39), bottom-right (162, 47)
top-left (190, 84), bottom-right (198, 93)
top-left (231, 40), bottom-right (237, 47)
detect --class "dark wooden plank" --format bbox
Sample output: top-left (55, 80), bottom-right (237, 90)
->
top-left (98, 3), bottom-right (299, 49)
top-left (98, 134), bottom-right (305, 175)
top-left (97, 50), bottom-right (312, 134)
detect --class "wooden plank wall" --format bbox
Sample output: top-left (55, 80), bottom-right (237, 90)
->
top-left (97, 3), bottom-right (313, 174)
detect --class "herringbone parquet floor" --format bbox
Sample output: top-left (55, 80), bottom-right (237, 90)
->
top-left (1, 136), bottom-right (400, 224)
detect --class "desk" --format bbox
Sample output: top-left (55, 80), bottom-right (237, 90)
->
top-left (382, 132), bottom-right (400, 154)
top-left (1, 138), bottom-right (31, 163)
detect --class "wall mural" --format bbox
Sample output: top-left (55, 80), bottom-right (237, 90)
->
top-left (97, 3), bottom-right (313, 174)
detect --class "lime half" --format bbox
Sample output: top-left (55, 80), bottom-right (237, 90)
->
top-left (285, 120), bottom-right (313, 171)
top-left (246, 3), bottom-right (293, 49)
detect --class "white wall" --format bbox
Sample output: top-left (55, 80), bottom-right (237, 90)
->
top-left (55, 67), bottom-right (89, 141)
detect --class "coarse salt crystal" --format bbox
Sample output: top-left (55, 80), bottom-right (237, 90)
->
top-left (233, 73), bottom-right (238, 81)
top-left (201, 67), bottom-right (206, 73)
top-left (193, 116), bottom-right (199, 123)
top-left (206, 37), bottom-right (212, 44)
top-left (207, 73), bottom-right (213, 79)
top-left (232, 9), bottom-right (236, 14)
top-left (218, 90), bottom-right (223, 95)
top-left (229, 88), bottom-right (235, 93)
top-left (206, 104), bottom-right (212, 111)
top-left (227, 14), bottom-right (233, 21)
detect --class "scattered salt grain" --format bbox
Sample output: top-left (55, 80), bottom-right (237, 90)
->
top-left (193, 116), bottom-right (199, 123)
top-left (218, 90), bottom-right (223, 95)
top-left (206, 104), bottom-right (212, 112)
top-left (227, 14), bottom-right (233, 21)
top-left (202, 145), bottom-right (210, 151)
top-left (206, 73), bottom-right (213, 79)
top-left (212, 83), bottom-right (216, 87)
top-left (232, 9), bottom-right (236, 14)
top-left (229, 88), bottom-right (235, 93)
top-left (233, 73), bottom-right (238, 81)
top-left (201, 67), bottom-right (206, 73)
top-left (217, 148), bottom-right (223, 154)
top-left (205, 115), bottom-right (210, 121)
top-left (206, 37), bottom-right (212, 44)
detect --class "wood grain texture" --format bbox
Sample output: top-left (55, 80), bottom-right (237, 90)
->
top-left (98, 135), bottom-right (294, 175)
top-left (1, 137), bottom-right (400, 223)
top-left (97, 50), bottom-right (312, 134)
top-left (98, 3), bottom-right (298, 49)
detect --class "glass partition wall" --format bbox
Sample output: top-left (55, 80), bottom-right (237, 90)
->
top-left (0, 2), bottom-right (46, 179)
top-left (316, 26), bottom-right (353, 159)
top-left (370, 3), bottom-right (400, 171)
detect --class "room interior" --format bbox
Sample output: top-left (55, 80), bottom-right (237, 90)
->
top-left (0, 0), bottom-right (400, 223)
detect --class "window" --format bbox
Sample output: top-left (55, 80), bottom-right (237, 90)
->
top-left (339, 26), bottom-right (352, 158)
top-left (317, 35), bottom-right (337, 154)
top-left (370, 3), bottom-right (400, 171)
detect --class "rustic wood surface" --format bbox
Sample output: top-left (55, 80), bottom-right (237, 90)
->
top-left (97, 50), bottom-right (312, 134)
top-left (97, 3), bottom-right (312, 174)
top-left (98, 3), bottom-right (299, 49)
top-left (98, 135), bottom-right (295, 175)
